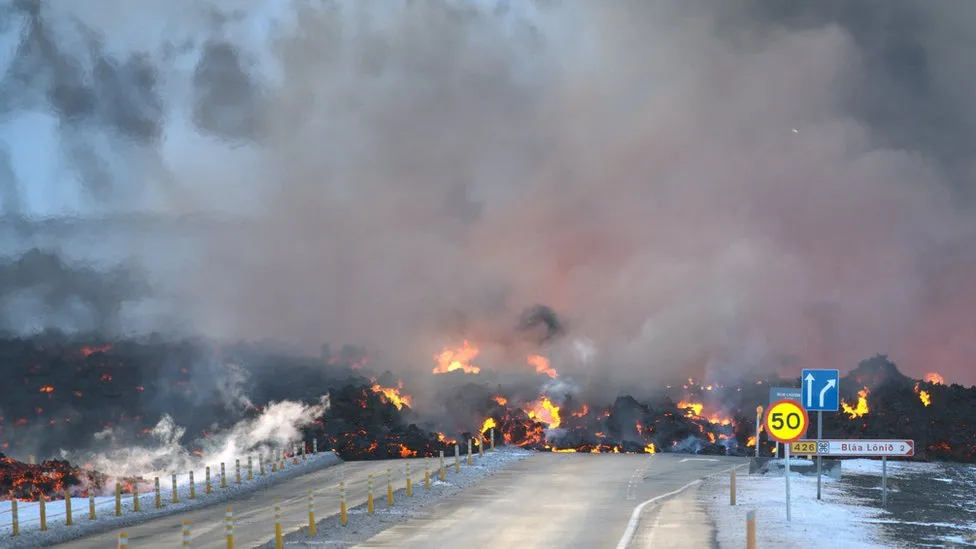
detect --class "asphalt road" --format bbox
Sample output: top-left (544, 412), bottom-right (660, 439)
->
top-left (356, 452), bottom-right (745, 549)
top-left (50, 455), bottom-right (454, 549)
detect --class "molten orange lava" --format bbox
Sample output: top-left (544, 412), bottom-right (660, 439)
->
top-left (746, 436), bottom-right (757, 447)
top-left (370, 380), bottom-right (412, 410)
top-left (525, 397), bottom-right (561, 429)
top-left (527, 354), bottom-right (558, 379)
top-left (842, 387), bottom-right (870, 418)
top-left (481, 417), bottom-right (497, 434)
top-left (38, 385), bottom-right (54, 393)
top-left (80, 344), bottom-right (112, 357)
top-left (433, 340), bottom-right (481, 374)
top-left (924, 372), bottom-right (945, 385)
top-left (493, 395), bottom-right (508, 406)
top-left (677, 400), bottom-right (704, 417)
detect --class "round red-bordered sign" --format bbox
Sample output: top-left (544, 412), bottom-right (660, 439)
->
top-left (763, 399), bottom-right (809, 444)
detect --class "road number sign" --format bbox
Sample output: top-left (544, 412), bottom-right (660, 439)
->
top-left (790, 441), bottom-right (817, 454)
top-left (764, 399), bottom-right (809, 443)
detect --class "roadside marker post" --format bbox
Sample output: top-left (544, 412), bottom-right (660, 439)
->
top-left (746, 510), bottom-right (756, 549)
top-left (367, 474), bottom-right (375, 514)
top-left (754, 406), bottom-right (762, 458)
top-left (801, 368), bottom-right (840, 500)
top-left (339, 481), bottom-right (348, 526)
top-left (439, 450), bottom-right (446, 481)
top-left (64, 489), bottom-right (73, 525)
top-left (154, 476), bottom-right (161, 509)
top-left (729, 468), bottom-right (736, 506)
top-left (115, 483), bottom-right (122, 516)
top-left (221, 462), bottom-right (227, 489)
top-left (406, 461), bottom-right (413, 496)
top-left (236, 459), bottom-right (241, 485)
top-left (307, 492), bottom-right (316, 537)
top-left (118, 530), bottom-right (128, 549)
top-left (133, 484), bottom-right (140, 513)
top-left (189, 470), bottom-right (196, 500)
top-left (247, 456), bottom-right (253, 481)
top-left (89, 490), bottom-right (96, 520)
top-left (490, 428), bottom-right (495, 451)
top-left (182, 519), bottom-right (191, 547)
top-left (764, 399), bottom-right (809, 522)
top-left (10, 499), bottom-right (18, 536)
top-left (206, 466), bottom-right (212, 494)
top-left (467, 439), bottom-right (473, 465)
top-left (225, 506), bottom-right (235, 549)
top-left (274, 500), bottom-right (283, 549)
top-left (39, 494), bottom-right (46, 530)
top-left (172, 473), bottom-right (179, 504)
top-left (455, 444), bottom-right (460, 473)
top-left (387, 467), bottom-right (394, 506)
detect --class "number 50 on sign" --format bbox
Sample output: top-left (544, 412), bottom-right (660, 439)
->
top-left (764, 399), bottom-right (809, 443)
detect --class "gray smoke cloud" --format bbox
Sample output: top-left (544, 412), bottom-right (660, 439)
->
top-left (2, 0), bottom-right (976, 389)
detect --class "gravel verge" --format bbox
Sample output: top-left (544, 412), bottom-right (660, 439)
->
top-left (5, 452), bottom-right (342, 549)
top-left (260, 447), bottom-right (534, 548)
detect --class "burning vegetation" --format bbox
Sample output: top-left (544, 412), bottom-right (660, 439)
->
top-left (0, 334), bottom-right (973, 503)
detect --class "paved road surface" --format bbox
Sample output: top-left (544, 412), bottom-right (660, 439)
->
top-left (356, 453), bottom-right (744, 549)
top-left (51, 455), bottom-right (457, 549)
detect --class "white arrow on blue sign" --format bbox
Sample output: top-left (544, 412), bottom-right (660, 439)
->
top-left (801, 369), bottom-right (840, 411)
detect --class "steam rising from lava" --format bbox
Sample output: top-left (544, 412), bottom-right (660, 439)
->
top-left (2, 0), bottom-right (976, 388)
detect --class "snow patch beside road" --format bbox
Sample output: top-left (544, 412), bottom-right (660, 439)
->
top-left (702, 468), bottom-right (893, 549)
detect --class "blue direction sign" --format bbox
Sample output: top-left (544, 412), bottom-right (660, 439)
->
top-left (769, 387), bottom-right (801, 407)
top-left (801, 369), bottom-right (840, 411)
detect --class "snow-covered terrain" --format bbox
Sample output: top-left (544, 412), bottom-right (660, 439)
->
top-left (703, 460), bottom-right (890, 548)
top-left (0, 450), bottom-right (340, 544)
top-left (703, 458), bottom-right (976, 548)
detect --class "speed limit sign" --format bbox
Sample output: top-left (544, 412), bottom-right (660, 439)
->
top-left (764, 399), bottom-right (809, 443)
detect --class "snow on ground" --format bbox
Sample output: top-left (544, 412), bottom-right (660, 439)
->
top-left (266, 446), bottom-right (535, 548)
top-left (702, 465), bottom-right (893, 549)
top-left (839, 457), bottom-right (943, 477)
top-left (0, 451), bottom-right (341, 548)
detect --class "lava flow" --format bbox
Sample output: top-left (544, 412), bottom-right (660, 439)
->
top-left (1, 336), bottom-right (974, 503)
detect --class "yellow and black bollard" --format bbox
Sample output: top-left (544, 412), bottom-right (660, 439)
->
top-left (490, 428), bottom-right (495, 451)
top-left (454, 444), bottom-right (460, 473)
top-left (155, 477), bottom-right (162, 509)
top-left (206, 466), bottom-right (212, 494)
top-left (293, 445), bottom-right (300, 465)
top-left (339, 481), bottom-right (348, 526)
top-left (387, 467), bottom-right (394, 507)
top-left (236, 459), bottom-right (241, 485)
top-left (133, 484), bottom-right (140, 512)
top-left (182, 518), bottom-right (191, 547)
top-left (467, 439), bottom-right (473, 465)
top-left (424, 457), bottom-right (431, 489)
top-left (259, 454), bottom-right (265, 476)
top-left (367, 474), bottom-right (375, 514)
top-left (247, 456), bottom-right (253, 481)
top-left (439, 450), bottom-right (446, 481)
top-left (118, 530), bottom-right (128, 549)
top-left (274, 499), bottom-right (283, 549)
top-left (307, 491), bottom-right (317, 537)
top-left (313, 439), bottom-right (318, 454)
top-left (406, 461), bottom-right (413, 497)
top-left (115, 483), bottom-right (122, 517)
top-left (10, 499), bottom-right (19, 536)
top-left (189, 470), bottom-right (196, 500)
top-left (89, 490), bottom-right (96, 520)
top-left (64, 489), bottom-right (73, 526)
top-left (225, 506), bottom-right (234, 549)
top-left (220, 462), bottom-right (227, 489)
top-left (39, 494), bottom-right (47, 531)
top-left (172, 473), bottom-right (179, 504)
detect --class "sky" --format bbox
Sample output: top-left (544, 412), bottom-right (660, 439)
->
top-left (1, 0), bottom-right (975, 388)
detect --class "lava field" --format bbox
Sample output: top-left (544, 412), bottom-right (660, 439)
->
top-left (0, 333), bottom-right (973, 501)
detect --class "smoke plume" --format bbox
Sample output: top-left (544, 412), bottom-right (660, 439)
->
top-left (2, 0), bottom-right (976, 388)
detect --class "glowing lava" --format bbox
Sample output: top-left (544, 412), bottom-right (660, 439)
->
top-left (914, 382), bottom-right (932, 407)
top-left (842, 387), bottom-right (870, 418)
top-left (433, 340), bottom-right (481, 374)
top-left (677, 400), bottom-right (704, 417)
top-left (527, 355), bottom-right (558, 379)
top-left (525, 397), bottom-right (561, 429)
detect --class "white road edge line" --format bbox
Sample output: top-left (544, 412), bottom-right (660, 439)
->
top-left (615, 462), bottom-right (749, 549)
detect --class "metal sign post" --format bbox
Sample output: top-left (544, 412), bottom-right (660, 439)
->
top-left (785, 441), bottom-right (792, 522)
top-left (881, 456), bottom-right (887, 507)
top-left (764, 399), bottom-right (809, 522)
top-left (816, 411), bottom-right (823, 500)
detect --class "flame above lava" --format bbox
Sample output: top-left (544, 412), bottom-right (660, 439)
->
top-left (433, 340), bottom-right (480, 374)
top-left (914, 382), bottom-right (932, 407)
top-left (527, 354), bottom-right (557, 379)
top-left (370, 380), bottom-right (412, 410)
top-left (525, 397), bottom-right (561, 429)
top-left (924, 372), bottom-right (945, 385)
top-left (842, 387), bottom-right (870, 418)
top-left (493, 395), bottom-right (508, 406)
top-left (677, 400), bottom-right (704, 417)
